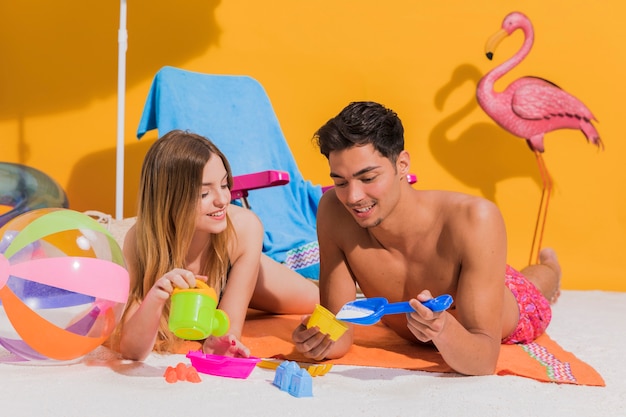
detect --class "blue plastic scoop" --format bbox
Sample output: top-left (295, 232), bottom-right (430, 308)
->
top-left (335, 294), bottom-right (453, 325)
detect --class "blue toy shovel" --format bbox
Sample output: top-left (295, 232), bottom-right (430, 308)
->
top-left (335, 294), bottom-right (453, 325)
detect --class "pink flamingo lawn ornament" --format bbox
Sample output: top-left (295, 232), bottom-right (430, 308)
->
top-left (476, 11), bottom-right (603, 265)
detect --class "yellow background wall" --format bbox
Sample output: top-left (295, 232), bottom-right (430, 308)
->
top-left (2, 1), bottom-right (624, 290)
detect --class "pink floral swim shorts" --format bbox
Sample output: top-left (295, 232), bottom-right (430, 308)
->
top-left (501, 265), bottom-right (552, 344)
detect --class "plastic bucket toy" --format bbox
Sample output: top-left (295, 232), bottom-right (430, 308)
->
top-left (168, 280), bottom-right (229, 340)
top-left (306, 304), bottom-right (348, 341)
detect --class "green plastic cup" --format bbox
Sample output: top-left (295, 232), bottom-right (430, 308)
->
top-left (168, 280), bottom-right (230, 340)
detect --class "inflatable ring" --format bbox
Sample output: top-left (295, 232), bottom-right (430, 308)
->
top-left (0, 162), bottom-right (69, 227)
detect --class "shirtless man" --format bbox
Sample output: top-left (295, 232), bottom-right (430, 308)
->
top-left (292, 101), bottom-right (561, 376)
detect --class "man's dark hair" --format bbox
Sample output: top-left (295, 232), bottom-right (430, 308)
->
top-left (314, 101), bottom-right (405, 163)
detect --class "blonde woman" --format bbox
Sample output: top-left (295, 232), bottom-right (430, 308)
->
top-left (119, 130), bottom-right (319, 361)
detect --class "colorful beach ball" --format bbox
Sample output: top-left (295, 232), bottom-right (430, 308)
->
top-left (0, 208), bottom-right (129, 362)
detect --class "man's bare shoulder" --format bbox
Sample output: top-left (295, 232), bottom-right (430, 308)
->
top-left (428, 190), bottom-right (499, 215)
top-left (427, 191), bottom-right (504, 238)
top-left (317, 189), bottom-right (361, 234)
top-left (318, 189), bottom-right (351, 219)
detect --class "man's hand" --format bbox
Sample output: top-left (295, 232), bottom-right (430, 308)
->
top-left (292, 315), bottom-right (334, 361)
top-left (406, 290), bottom-right (449, 343)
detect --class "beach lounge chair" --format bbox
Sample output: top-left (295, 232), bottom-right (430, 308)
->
top-left (136, 67), bottom-right (323, 279)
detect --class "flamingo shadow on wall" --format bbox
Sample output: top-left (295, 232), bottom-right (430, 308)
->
top-left (429, 63), bottom-right (541, 204)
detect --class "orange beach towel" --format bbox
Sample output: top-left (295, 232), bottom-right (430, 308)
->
top-left (237, 313), bottom-right (604, 387)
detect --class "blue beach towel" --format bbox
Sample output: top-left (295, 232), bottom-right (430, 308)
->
top-left (136, 67), bottom-right (322, 279)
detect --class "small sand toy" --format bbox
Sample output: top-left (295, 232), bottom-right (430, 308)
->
top-left (336, 294), bottom-right (453, 325)
top-left (306, 304), bottom-right (348, 341)
top-left (186, 350), bottom-right (260, 379)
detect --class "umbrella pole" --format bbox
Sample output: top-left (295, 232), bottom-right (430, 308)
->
top-left (115, 0), bottom-right (128, 220)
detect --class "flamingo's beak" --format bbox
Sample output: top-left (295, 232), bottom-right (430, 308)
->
top-left (484, 28), bottom-right (508, 60)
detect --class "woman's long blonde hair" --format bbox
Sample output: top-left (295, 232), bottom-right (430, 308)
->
top-left (127, 130), bottom-right (235, 352)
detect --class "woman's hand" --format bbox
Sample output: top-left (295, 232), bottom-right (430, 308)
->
top-left (202, 334), bottom-right (250, 358)
top-left (148, 268), bottom-right (201, 301)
